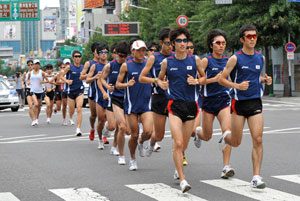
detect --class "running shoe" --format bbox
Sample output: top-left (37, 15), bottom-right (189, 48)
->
top-left (62, 119), bottom-right (68, 126)
top-left (69, 119), bottom-right (75, 125)
top-left (173, 169), bottom-right (179, 180)
top-left (138, 142), bottom-right (145, 157)
top-left (98, 140), bottom-right (104, 150)
top-left (35, 119), bottom-right (39, 126)
top-left (218, 130), bottom-right (230, 151)
top-left (46, 118), bottom-right (51, 124)
top-left (31, 120), bottom-right (36, 126)
top-left (251, 176), bottom-right (266, 189)
top-left (129, 159), bottom-right (138, 171)
top-left (139, 123), bottom-right (143, 134)
top-left (76, 128), bottom-right (82, 136)
top-left (103, 137), bottom-right (109, 144)
top-left (118, 156), bottom-right (126, 165)
top-left (145, 145), bottom-right (154, 157)
top-left (89, 129), bottom-right (95, 141)
top-left (154, 142), bottom-right (161, 152)
top-left (110, 146), bottom-right (120, 156)
top-left (183, 155), bottom-right (188, 166)
top-left (221, 166), bottom-right (235, 179)
top-left (180, 180), bottom-right (191, 193)
top-left (53, 107), bottom-right (57, 114)
top-left (194, 126), bottom-right (202, 148)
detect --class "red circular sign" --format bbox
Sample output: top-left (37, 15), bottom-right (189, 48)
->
top-left (285, 42), bottom-right (296, 53)
top-left (176, 15), bottom-right (188, 27)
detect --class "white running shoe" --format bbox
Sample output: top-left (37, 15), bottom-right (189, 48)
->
top-left (62, 119), bottom-right (68, 126)
top-left (221, 166), bottom-right (235, 179)
top-left (76, 128), bottom-right (82, 136)
top-left (194, 126), bottom-right (202, 148)
top-left (110, 146), bottom-right (120, 156)
top-left (154, 142), bottom-right (161, 152)
top-left (218, 130), bottom-right (230, 151)
top-left (46, 118), bottom-right (51, 124)
top-left (251, 175), bottom-right (266, 189)
top-left (138, 142), bottom-right (145, 157)
top-left (129, 159), bottom-right (138, 171)
top-left (118, 156), bottom-right (126, 165)
top-left (69, 119), bottom-right (75, 125)
top-left (31, 120), bottom-right (36, 126)
top-left (180, 180), bottom-right (191, 193)
top-left (139, 123), bottom-right (143, 134)
top-left (173, 169), bottom-right (179, 180)
top-left (35, 119), bottom-right (39, 126)
top-left (98, 140), bottom-right (104, 150)
top-left (145, 145), bottom-right (154, 157)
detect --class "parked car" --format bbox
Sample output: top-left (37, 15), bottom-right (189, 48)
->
top-left (0, 81), bottom-right (19, 112)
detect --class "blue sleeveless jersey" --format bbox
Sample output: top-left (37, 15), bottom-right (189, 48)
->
top-left (151, 52), bottom-right (173, 95)
top-left (230, 50), bottom-right (264, 100)
top-left (88, 60), bottom-right (98, 98)
top-left (66, 64), bottom-right (84, 93)
top-left (108, 60), bottom-right (124, 97)
top-left (124, 59), bottom-right (152, 114)
top-left (92, 62), bottom-right (106, 102)
top-left (166, 54), bottom-right (198, 102)
top-left (201, 53), bottom-right (230, 97)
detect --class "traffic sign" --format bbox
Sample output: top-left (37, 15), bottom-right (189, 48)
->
top-left (285, 42), bottom-right (296, 52)
top-left (60, 46), bottom-right (83, 58)
top-left (216, 0), bottom-right (232, 4)
top-left (287, 0), bottom-right (300, 2)
top-left (40, 60), bottom-right (57, 67)
top-left (177, 15), bottom-right (188, 27)
top-left (287, 52), bottom-right (294, 60)
top-left (0, 0), bottom-right (40, 21)
top-left (103, 22), bottom-right (139, 36)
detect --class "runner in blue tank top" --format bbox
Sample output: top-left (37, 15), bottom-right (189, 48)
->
top-left (101, 41), bottom-right (131, 165)
top-left (158, 28), bottom-right (206, 193)
top-left (86, 44), bottom-right (109, 149)
top-left (139, 28), bottom-right (173, 156)
top-left (60, 51), bottom-right (85, 137)
top-left (218, 24), bottom-right (272, 189)
top-left (116, 40), bottom-right (153, 171)
top-left (80, 42), bottom-right (101, 141)
top-left (193, 29), bottom-right (235, 179)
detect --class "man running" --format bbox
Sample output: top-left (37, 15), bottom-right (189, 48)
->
top-left (218, 24), bottom-right (272, 189)
top-left (116, 40), bottom-right (153, 171)
top-left (158, 27), bottom-right (205, 193)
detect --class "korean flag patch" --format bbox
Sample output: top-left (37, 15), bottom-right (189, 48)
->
top-left (187, 66), bottom-right (192, 70)
top-left (256, 65), bottom-right (260, 70)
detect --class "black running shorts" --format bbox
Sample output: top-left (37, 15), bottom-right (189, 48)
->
top-left (167, 100), bottom-right (199, 122)
top-left (151, 93), bottom-right (169, 116)
top-left (231, 98), bottom-right (262, 118)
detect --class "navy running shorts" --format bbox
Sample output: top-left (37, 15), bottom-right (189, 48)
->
top-left (202, 95), bottom-right (230, 116)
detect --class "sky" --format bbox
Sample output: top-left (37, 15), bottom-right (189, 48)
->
top-left (40, 0), bottom-right (60, 9)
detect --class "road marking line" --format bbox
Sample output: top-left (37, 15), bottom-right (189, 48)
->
top-left (201, 178), bottom-right (300, 201)
top-left (273, 175), bottom-right (300, 185)
top-left (263, 99), bottom-right (300, 106)
top-left (126, 183), bottom-right (207, 201)
top-left (49, 188), bottom-right (110, 201)
top-left (0, 134), bottom-right (47, 141)
top-left (0, 192), bottom-right (20, 201)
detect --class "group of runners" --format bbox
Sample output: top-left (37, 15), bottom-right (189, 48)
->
top-left (22, 24), bottom-right (272, 193)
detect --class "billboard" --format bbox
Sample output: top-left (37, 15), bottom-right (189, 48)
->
top-left (103, 22), bottom-right (139, 36)
top-left (44, 16), bottom-right (56, 32)
top-left (84, 0), bottom-right (115, 9)
top-left (4, 24), bottom-right (16, 39)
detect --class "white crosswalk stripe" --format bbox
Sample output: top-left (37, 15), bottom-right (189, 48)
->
top-left (272, 174), bottom-right (300, 184)
top-left (201, 178), bottom-right (300, 201)
top-left (49, 188), bottom-right (110, 201)
top-left (0, 192), bottom-right (20, 201)
top-left (126, 183), bottom-right (207, 201)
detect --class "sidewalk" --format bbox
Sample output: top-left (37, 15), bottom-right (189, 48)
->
top-left (263, 91), bottom-right (300, 104)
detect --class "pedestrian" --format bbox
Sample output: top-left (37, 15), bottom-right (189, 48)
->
top-left (218, 24), bottom-right (272, 189)
top-left (15, 71), bottom-right (25, 108)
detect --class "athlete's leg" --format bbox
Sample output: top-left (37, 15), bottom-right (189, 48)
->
top-left (89, 98), bottom-right (97, 130)
top-left (45, 96), bottom-right (51, 118)
top-left (140, 112), bottom-right (153, 143)
top-left (127, 113), bottom-right (139, 159)
top-left (32, 94), bottom-right (39, 119)
top-left (224, 113), bottom-right (246, 147)
top-left (112, 104), bottom-right (127, 156)
top-left (36, 98), bottom-right (42, 119)
top-left (247, 113), bottom-right (263, 176)
top-left (200, 111), bottom-right (215, 141)
top-left (75, 94), bottom-right (84, 129)
top-left (62, 97), bottom-right (67, 119)
top-left (68, 97), bottom-right (75, 120)
top-left (27, 95), bottom-right (34, 121)
top-left (106, 110), bottom-right (117, 146)
top-left (96, 104), bottom-right (106, 140)
top-left (150, 113), bottom-right (167, 147)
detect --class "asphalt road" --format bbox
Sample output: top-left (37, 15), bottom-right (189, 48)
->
top-left (0, 96), bottom-right (300, 201)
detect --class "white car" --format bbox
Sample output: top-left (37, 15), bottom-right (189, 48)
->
top-left (0, 81), bottom-right (19, 112)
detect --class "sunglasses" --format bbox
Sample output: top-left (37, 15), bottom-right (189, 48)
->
top-left (60, 67), bottom-right (65, 69)
top-left (175, 38), bottom-right (188, 43)
top-left (28, 64), bottom-right (33, 66)
top-left (212, 41), bottom-right (226, 46)
top-left (186, 46), bottom-right (194, 49)
top-left (244, 34), bottom-right (257, 40)
top-left (148, 48), bottom-right (157, 52)
top-left (118, 53), bottom-right (127, 58)
top-left (98, 50), bottom-right (109, 54)
top-left (73, 55), bottom-right (81, 58)
top-left (163, 41), bottom-right (171, 46)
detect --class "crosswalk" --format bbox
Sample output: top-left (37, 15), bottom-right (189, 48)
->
top-left (1, 174), bottom-right (300, 201)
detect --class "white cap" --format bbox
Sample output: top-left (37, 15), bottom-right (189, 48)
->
top-left (63, 58), bottom-right (71, 64)
top-left (132, 40), bottom-right (147, 50)
top-left (33, 59), bottom-right (40, 64)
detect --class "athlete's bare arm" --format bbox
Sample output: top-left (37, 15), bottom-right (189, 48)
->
top-left (86, 64), bottom-right (96, 84)
top-left (101, 63), bottom-right (114, 92)
top-left (157, 58), bottom-right (168, 90)
top-left (80, 61), bottom-right (90, 80)
top-left (116, 63), bottom-right (134, 89)
top-left (139, 55), bottom-right (156, 84)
